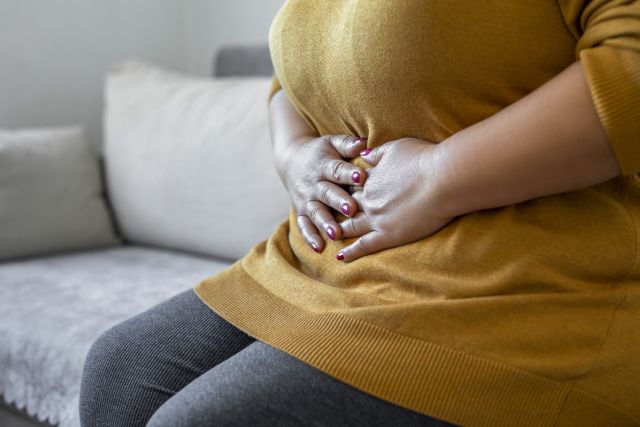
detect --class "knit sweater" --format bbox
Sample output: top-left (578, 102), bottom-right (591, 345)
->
top-left (195, 1), bottom-right (640, 425)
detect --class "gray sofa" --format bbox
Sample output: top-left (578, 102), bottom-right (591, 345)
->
top-left (0, 46), bottom-right (280, 427)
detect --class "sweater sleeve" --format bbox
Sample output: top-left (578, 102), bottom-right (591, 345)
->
top-left (267, 74), bottom-right (283, 105)
top-left (558, 0), bottom-right (640, 175)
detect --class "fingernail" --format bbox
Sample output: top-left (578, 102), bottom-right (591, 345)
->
top-left (351, 171), bottom-right (361, 184)
top-left (326, 226), bottom-right (336, 240)
top-left (360, 148), bottom-right (372, 157)
top-left (336, 251), bottom-right (345, 261)
top-left (341, 203), bottom-right (350, 216)
top-left (311, 242), bottom-right (320, 253)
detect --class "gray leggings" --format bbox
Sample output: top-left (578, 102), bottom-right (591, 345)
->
top-left (79, 289), bottom-right (455, 427)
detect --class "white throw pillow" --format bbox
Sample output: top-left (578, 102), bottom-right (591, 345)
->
top-left (104, 60), bottom-right (290, 260)
top-left (0, 126), bottom-right (119, 260)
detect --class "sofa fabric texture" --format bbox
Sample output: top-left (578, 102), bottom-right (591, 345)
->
top-left (214, 45), bottom-right (274, 77)
top-left (103, 61), bottom-right (290, 261)
top-left (0, 126), bottom-right (118, 260)
top-left (0, 246), bottom-right (231, 427)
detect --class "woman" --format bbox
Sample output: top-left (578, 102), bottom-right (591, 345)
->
top-left (80, 1), bottom-right (640, 426)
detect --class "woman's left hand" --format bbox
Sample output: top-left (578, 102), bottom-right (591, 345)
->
top-left (337, 137), bottom-right (455, 263)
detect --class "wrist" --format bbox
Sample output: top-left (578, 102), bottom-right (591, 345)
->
top-left (274, 134), bottom-right (316, 188)
top-left (419, 137), bottom-right (466, 220)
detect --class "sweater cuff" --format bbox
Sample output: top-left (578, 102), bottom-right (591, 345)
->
top-left (267, 74), bottom-right (283, 105)
top-left (580, 46), bottom-right (640, 176)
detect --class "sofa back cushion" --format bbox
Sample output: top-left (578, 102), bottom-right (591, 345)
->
top-left (0, 126), bottom-right (119, 260)
top-left (104, 61), bottom-right (290, 260)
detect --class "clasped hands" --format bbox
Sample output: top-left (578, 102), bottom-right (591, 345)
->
top-left (278, 134), bottom-right (455, 263)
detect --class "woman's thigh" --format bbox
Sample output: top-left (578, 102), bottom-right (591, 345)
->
top-left (147, 340), bottom-right (455, 427)
top-left (79, 288), bottom-right (256, 427)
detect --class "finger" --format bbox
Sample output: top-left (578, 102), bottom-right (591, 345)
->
top-left (336, 231), bottom-right (388, 263)
top-left (322, 159), bottom-right (367, 186)
top-left (351, 189), bottom-right (364, 209)
top-left (360, 144), bottom-right (385, 167)
top-left (328, 135), bottom-right (368, 159)
top-left (346, 168), bottom-right (375, 194)
top-left (305, 200), bottom-right (343, 241)
top-left (315, 181), bottom-right (359, 218)
top-left (297, 215), bottom-right (323, 253)
top-left (339, 212), bottom-right (372, 239)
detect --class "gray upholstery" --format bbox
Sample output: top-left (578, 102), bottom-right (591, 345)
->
top-left (0, 246), bottom-right (231, 427)
top-left (0, 45), bottom-right (270, 427)
top-left (213, 45), bottom-right (273, 77)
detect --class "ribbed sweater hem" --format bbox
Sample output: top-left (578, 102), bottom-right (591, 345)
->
top-left (194, 262), bottom-right (638, 427)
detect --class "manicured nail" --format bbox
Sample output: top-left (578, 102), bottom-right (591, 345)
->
top-left (360, 148), bottom-right (372, 157)
top-left (341, 203), bottom-right (350, 216)
top-left (351, 171), bottom-right (361, 184)
top-left (336, 251), bottom-right (345, 261)
top-left (311, 242), bottom-right (320, 253)
top-left (326, 226), bottom-right (336, 240)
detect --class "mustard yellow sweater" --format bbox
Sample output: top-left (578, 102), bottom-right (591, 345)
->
top-left (196, 1), bottom-right (640, 425)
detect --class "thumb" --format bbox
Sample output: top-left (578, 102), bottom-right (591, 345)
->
top-left (360, 144), bottom-right (385, 166)
top-left (328, 135), bottom-right (367, 159)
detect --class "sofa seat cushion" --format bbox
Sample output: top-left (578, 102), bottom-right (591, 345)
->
top-left (0, 246), bottom-right (231, 427)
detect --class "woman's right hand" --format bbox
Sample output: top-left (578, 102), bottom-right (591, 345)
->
top-left (275, 135), bottom-right (369, 253)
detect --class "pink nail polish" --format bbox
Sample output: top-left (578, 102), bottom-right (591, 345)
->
top-left (351, 171), bottom-right (361, 184)
top-left (341, 203), bottom-right (350, 216)
top-left (326, 226), bottom-right (336, 240)
top-left (336, 251), bottom-right (345, 261)
top-left (311, 242), bottom-right (320, 253)
top-left (360, 148), bottom-right (372, 157)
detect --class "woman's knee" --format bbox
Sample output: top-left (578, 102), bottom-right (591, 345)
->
top-left (79, 317), bottom-right (155, 426)
top-left (81, 321), bottom-right (135, 387)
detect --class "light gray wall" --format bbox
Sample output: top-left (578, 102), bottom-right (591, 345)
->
top-left (185, 0), bottom-right (284, 76)
top-left (0, 0), bottom-right (188, 150)
top-left (0, 0), bottom-right (284, 150)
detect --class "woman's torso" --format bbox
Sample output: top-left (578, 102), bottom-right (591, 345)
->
top-left (265, 0), bottom-right (639, 304)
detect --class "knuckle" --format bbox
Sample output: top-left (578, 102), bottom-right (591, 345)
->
top-left (292, 204), bottom-right (304, 215)
top-left (310, 164), bottom-right (323, 180)
top-left (330, 161), bottom-right (345, 180)
top-left (392, 139), bottom-right (406, 149)
top-left (307, 204), bottom-right (321, 221)
top-left (367, 198), bottom-right (387, 215)
top-left (297, 217), bottom-right (311, 233)
top-left (348, 218), bottom-right (358, 235)
top-left (329, 136), bottom-right (343, 151)
top-left (357, 236), bottom-right (370, 254)
top-left (320, 184), bottom-right (332, 206)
